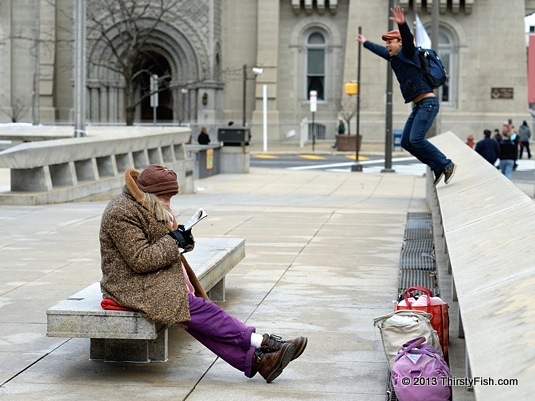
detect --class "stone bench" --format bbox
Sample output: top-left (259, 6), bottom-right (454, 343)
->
top-left (46, 237), bottom-right (245, 363)
top-left (427, 132), bottom-right (534, 401)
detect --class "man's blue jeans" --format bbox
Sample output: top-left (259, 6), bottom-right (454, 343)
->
top-left (401, 97), bottom-right (451, 172)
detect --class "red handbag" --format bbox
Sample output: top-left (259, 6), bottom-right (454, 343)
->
top-left (396, 286), bottom-right (449, 360)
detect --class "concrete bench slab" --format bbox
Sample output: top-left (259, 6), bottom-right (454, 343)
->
top-left (428, 132), bottom-right (535, 401)
top-left (46, 237), bottom-right (245, 362)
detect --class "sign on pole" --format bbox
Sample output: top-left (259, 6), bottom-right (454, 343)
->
top-left (150, 74), bottom-right (158, 124)
top-left (150, 74), bottom-right (159, 108)
top-left (309, 90), bottom-right (317, 112)
top-left (310, 90), bottom-right (317, 150)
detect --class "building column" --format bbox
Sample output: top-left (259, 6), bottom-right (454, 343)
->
top-left (252, 0), bottom-right (280, 139)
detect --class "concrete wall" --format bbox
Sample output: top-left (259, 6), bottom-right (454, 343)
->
top-left (427, 132), bottom-right (535, 400)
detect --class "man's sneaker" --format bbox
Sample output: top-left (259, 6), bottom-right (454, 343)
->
top-left (433, 170), bottom-right (444, 186)
top-left (443, 163), bottom-right (457, 184)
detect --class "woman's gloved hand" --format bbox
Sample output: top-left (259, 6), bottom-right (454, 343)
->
top-left (168, 225), bottom-right (195, 252)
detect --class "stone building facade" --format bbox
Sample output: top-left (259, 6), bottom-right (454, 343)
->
top-left (1, 0), bottom-right (534, 142)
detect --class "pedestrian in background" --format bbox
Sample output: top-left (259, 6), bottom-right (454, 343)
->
top-left (498, 132), bottom-right (518, 179)
top-left (475, 129), bottom-right (500, 165)
top-left (466, 135), bottom-right (475, 149)
top-left (493, 128), bottom-right (502, 143)
top-left (332, 117), bottom-right (346, 149)
top-left (518, 120), bottom-right (532, 159)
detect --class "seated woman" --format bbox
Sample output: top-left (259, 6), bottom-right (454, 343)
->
top-left (99, 164), bottom-right (307, 383)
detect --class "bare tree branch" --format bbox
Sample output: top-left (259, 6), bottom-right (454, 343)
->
top-left (86, 0), bottom-right (187, 125)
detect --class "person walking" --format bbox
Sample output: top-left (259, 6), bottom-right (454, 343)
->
top-left (357, 5), bottom-right (456, 185)
top-left (466, 135), bottom-right (475, 149)
top-left (99, 164), bottom-right (307, 383)
top-left (518, 120), bottom-right (532, 159)
top-left (493, 128), bottom-right (502, 143)
top-left (332, 117), bottom-right (346, 149)
top-left (475, 129), bottom-right (500, 165)
top-left (498, 132), bottom-right (518, 179)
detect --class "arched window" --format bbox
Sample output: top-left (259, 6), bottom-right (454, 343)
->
top-left (306, 31), bottom-right (326, 100)
top-left (438, 30), bottom-right (454, 105)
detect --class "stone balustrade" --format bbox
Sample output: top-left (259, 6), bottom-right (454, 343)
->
top-left (0, 126), bottom-right (194, 205)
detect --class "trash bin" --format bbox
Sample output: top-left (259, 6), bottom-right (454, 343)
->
top-left (217, 128), bottom-right (251, 146)
top-left (393, 129), bottom-right (402, 149)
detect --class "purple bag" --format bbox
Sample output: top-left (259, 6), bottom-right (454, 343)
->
top-left (391, 337), bottom-right (451, 401)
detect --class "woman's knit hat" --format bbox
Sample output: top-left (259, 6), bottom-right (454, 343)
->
top-left (137, 165), bottom-right (179, 196)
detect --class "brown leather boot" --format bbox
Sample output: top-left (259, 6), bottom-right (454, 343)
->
top-left (252, 342), bottom-right (295, 383)
top-left (261, 334), bottom-right (308, 361)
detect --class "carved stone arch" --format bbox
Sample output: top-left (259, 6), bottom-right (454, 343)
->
top-left (86, 18), bottom-right (204, 123)
top-left (88, 18), bottom-right (202, 80)
top-left (289, 19), bottom-right (342, 49)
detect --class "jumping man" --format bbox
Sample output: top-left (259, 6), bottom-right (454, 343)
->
top-left (358, 5), bottom-right (456, 185)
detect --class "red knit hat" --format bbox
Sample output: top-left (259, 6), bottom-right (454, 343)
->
top-left (137, 165), bottom-right (179, 196)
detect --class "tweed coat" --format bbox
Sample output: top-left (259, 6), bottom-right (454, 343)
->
top-left (99, 168), bottom-right (191, 325)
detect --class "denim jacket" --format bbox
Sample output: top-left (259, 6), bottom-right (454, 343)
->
top-left (363, 22), bottom-right (433, 103)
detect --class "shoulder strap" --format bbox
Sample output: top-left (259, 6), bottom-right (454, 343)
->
top-left (181, 254), bottom-right (210, 300)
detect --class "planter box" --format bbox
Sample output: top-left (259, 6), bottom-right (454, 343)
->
top-left (335, 134), bottom-right (362, 152)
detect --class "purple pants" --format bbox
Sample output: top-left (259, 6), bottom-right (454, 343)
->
top-left (185, 293), bottom-right (257, 377)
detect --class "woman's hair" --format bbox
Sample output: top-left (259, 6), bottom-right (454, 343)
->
top-left (141, 192), bottom-right (175, 228)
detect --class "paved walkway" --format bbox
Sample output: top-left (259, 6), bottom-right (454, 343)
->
top-left (0, 154), bottom-right (475, 400)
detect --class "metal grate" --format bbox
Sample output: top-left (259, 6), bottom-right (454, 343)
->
top-left (407, 211), bottom-right (432, 220)
top-left (399, 252), bottom-right (436, 271)
top-left (398, 269), bottom-right (440, 298)
top-left (401, 239), bottom-right (435, 255)
top-left (404, 219), bottom-right (433, 240)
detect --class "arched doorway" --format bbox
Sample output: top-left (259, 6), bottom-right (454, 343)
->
top-left (86, 16), bottom-right (204, 125)
top-left (137, 51), bottom-right (173, 122)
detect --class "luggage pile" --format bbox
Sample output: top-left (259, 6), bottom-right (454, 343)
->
top-left (374, 212), bottom-right (452, 401)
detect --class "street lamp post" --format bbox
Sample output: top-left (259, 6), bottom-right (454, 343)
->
top-left (382, 0), bottom-right (395, 173)
top-left (242, 64), bottom-right (247, 127)
top-left (73, 0), bottom-right (86, 137)
top-left (180, 88), bottom-right (188, 125)
top-left (351, 26), bottom-right (363, 172)
top-left (150, 74), bottom-right (158, 125)
top-left (242, 64), bottom-right (264, 127)
top-left (262, 84), bottom-right (268, 152)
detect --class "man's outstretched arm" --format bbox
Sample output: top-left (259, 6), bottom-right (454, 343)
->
top-left (358, 33), bottom-right (390, 60)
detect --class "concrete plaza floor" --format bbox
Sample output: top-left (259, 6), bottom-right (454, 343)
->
top-left (0, 146), bottom-right (479, 400)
